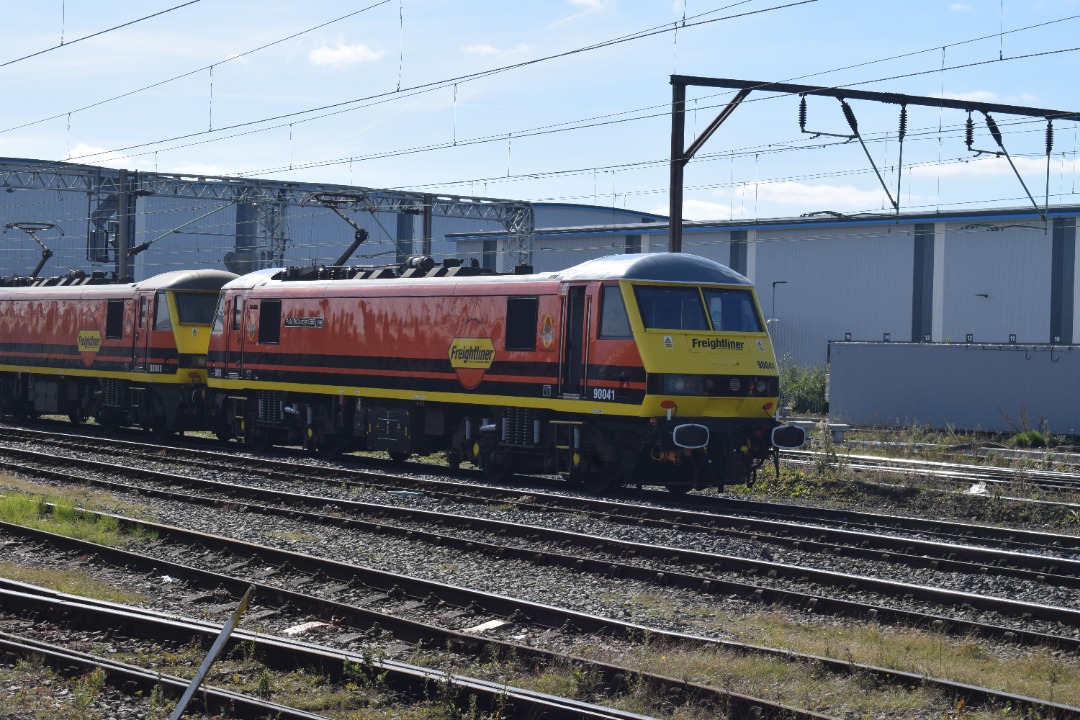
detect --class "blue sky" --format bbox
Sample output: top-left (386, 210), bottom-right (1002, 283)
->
top-left (2, 0), bottom-right (1079, 220)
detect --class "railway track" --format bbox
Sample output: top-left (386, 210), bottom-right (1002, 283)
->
top-left (0, 578), bottom-right (676, 720)
top-left (2, 512), bottom-right (1076, 719)
top-left (3, 441), bottom-right (1079, 647)
top-left (2, 423), bottom-right (1080, 716)
top-left (3, 424), bottom-right (1078, 576)
top-left (6, 423), bottom-right (1080, 558)
top-left (786, 447), bottom-right (1080, 494)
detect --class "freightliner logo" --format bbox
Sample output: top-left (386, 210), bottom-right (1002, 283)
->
top-left (449, 338), bottom-right (495, 367)
top-left (690, 337), bottom-right (744, 351)
top-left (77, 330), bottom-right (102, 352)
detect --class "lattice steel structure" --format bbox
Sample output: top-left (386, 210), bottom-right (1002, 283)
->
top-left (0, 157), bottom-right (534, 277)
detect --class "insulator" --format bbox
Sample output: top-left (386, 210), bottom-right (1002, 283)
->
top-left (1046, 120), bottom-right (1054, 156)
top-left (965, 113), bottom-right (974, 150)
top-left (841, 100), bottom-right (858, 133)
top-left (984, 113), bottom-right (1004, 148)
top-left (799, 95), bottom-right (807, 131)
top-left (898, 105), bottom-right (907, 142)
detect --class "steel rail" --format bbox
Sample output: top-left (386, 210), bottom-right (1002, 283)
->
top-left (4, 444), bottom-right (1080, 641)
top-left (0, 526), bottom-right (827, 720)
top-left (0, 584), bottom-right (666, 720)
top-left (4, 435), bottom-right (1080, 586)
top-left (5, 424), bottom-right (1079, 558)
top-left (785, 448), bottom-right (1080, 492)
top-left (2, 521), bottom-right (1073, 718)
top-left (0, 633), bottom-right (333, 720)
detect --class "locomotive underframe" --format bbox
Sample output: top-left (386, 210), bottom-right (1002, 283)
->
top-left (0, 371), bottom-right (209, 438)
top-left (214, 388), bottom-right (774, 493)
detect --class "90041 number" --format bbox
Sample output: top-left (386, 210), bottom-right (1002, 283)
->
top-left (757, 360), bottom-right (776, 370)
top-left (592, 387), bottom-right (617, 401)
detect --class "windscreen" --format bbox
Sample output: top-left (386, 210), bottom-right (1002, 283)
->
top-left (633, 286), bottom-right (709, 330)
top-left (703, 288), bottom-right (763, 332)
top-left (634, 285), bottom-right (762, 332)
top-left (174, 291), bottom-right (220, 324)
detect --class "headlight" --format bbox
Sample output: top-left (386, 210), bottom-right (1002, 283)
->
top-left (663, 374), bottom-right (705, 395)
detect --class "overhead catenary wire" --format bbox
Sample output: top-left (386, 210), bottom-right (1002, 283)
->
top-left (5, 4), bottom-right (1080, 232)
top-left (62, 0), bottom-right (820, 163)
top-left (0, 1), bottom-right (202, 70)
top-left (0, 1), bottom-right (392, 136)
top-left (55, 8), bottom-right (1080, 173)
top-left (33, 3), bottom-right (1078, 227)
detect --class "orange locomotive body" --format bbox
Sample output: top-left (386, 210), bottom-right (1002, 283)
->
top-left (0, 269), bottom-right (235, 435)
top-left (207, 253), bottom-right (803, 493)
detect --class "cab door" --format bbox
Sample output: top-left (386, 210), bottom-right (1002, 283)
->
top-left (559, 284), bottom-right (592, 397)
top-left (224, 293), bottom-right (250, 378)
top-left (132, 291), bottom-right (154, 371)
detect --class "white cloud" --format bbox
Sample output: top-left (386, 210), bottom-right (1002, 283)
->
top-left (170, 160), bottom-right (232, 177)
top-left (66, 143), bottom-right (140, 169)
top-left (910, 155), bottom-right (1080, 178)
top-left (462, 43), bottom-right (529, 56)
top-left (309, 42), bottom-right (384, 68)
top-left (729, 180), bottom-right (886, 208)
top-left (648, 199), bottom-right (751, 221)
top-left (463, 43), bottom-right (499, 55)
top-left (549, 0), bottom-right (612, 28)
top-left (949, 4), bottom-right (973, 11)
top-left (941, 90), bottom-right (999, 103)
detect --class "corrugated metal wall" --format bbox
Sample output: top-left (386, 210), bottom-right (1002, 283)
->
top-left (941, 225), bottom-right (1051, 345)
top-left (754, 225), bottom-right (915, 366)
top-left (828, 341), bottom-right (1080, 434)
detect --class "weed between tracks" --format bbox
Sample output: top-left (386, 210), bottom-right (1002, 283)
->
top-left (0, 486), bottom-right (157, 547)
top-left (559, 594), bottom-right (1080, 714)
top-left (736, 421), bottom-right (1080, 532)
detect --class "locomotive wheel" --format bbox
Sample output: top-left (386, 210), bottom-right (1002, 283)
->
top-left (246, 427), bottom-right (273, 453)
top-left (388, 450), bottom-right (412, 463)
top-left (150, 418), bottom-right (172, 440)
top-left (96, 412), bottom-right (120, 435)
top-left (317, 435), bottom-right (343, 460)
top-left (68, 409), bottom-right (86, 425)
top-left (480, 452), bottom-right (511, 483)
top-left (581, 469), bottom-right (612, 494)
top-left (580, 461), bottom-right (623, 495)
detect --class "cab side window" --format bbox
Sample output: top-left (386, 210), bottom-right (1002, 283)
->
top-left (105, 300), bottom-right (124, 339)
top-left (506, 296), bottom-right (538, 351)
top-left (154, 291), bottom-right (172, 330)
top-left (258, 300), bottom-right (282, 344)
top-left (599, 286), bottom-right (631, 338)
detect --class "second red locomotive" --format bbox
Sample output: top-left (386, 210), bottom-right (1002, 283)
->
top-left (0, 268), bottom-right (235, 435)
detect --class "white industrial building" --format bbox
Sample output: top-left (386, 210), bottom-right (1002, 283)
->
top-left (454, 206), bottom-right (1079, 369)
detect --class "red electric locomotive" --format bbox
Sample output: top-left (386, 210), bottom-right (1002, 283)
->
top-left (0, 269), bottom-right (236, 435)
top-left (207, 253), bottom-right (803, 493)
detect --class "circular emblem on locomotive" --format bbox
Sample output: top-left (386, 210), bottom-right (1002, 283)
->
top-left (540, 314), bottom-right (555, 349)
top-left (449, 319), bottom-right (494, 390)
top-left (245, 307), bottom-right (258, 342)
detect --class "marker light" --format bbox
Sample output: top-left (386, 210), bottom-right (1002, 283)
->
top-left (660, 399), bottom-right (677, 421)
